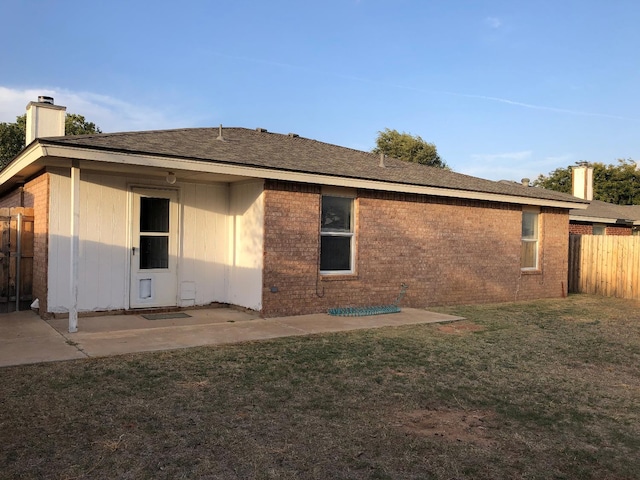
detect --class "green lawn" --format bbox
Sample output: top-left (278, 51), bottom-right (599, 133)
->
top-left (1, 294), bottom-right (639, 479)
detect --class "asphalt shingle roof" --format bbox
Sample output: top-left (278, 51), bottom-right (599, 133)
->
top-left (570, 200), bottom-right (640, 222)
top-left (40, 127), bottom-right (586, 204)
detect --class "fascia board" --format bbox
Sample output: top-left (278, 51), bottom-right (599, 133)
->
top-left (570, 214), bottom-right (631, 224)
top-left (0, 144), bottom-right (46, 185)
top-left (41, 144), bottom-right (587, 209)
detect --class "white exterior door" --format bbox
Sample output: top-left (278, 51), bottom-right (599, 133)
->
top-left (130, 188), bottom-right (178, 308)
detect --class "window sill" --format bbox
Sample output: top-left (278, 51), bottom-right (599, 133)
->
top-left (521, 269), bottom-right (542, 275)
top-left (320, 273), bottom-right (359, 282)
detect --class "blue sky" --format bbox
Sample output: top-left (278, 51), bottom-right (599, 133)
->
top-left (1, 0), bottom-right (639, 181)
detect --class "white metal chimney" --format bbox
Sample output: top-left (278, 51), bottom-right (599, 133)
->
top-left (572, 164), bottom-right (593, 201)
top-left (25, 96), bottom-right (66, 145)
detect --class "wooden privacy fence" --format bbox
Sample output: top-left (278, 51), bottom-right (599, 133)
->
top-left (568, 234), bottom-right (640, 299)
top-left (0, 208), bottom-right (34, 313)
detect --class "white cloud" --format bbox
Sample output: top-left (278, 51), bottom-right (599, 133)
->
top-left (470, 150), bottom-right (532, 162)
top-left (485, 16), bottom-right (502, 29)
top-left (459, 150), bottom-right (578, 181)
top-left (0, 86), bottom-right (187, 133)
top-left (457, 92), bottom-right (638, 121)
top-left (543, 153), bottom-right (575, 166)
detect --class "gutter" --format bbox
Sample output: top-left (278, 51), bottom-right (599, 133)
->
top-left (3, 141), bottom-right (588, 210)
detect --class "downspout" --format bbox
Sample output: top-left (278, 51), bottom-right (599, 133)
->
top-left (69, 161), bottom-right (80, 333)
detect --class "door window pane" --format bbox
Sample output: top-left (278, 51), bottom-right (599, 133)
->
top-left (140, 236), bottom-right (168, 269)
top-left (140, 197), bottom-right (169, 233)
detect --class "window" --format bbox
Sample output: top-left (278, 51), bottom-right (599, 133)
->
top-left (320, 195), bottom-right (354, 273)
top-left (139, 197), bottom-right (170, 269)
top-left (592, 224), bottom-right (605, 235)
top-left (521, 210), bottom-right (539, 270)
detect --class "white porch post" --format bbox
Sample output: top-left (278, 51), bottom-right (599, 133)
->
top-left (69, 161), bottom-right (80, 333)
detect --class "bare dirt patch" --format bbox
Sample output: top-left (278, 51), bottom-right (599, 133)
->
top-left (437, 321), bottom-right (485, 334)
top-left (395, 408), bottom-right (498, 447)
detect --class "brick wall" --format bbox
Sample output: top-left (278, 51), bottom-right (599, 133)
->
top-left (262, 181), bottom-right (322, 316)
top-left (605, 226), bottom-right (632, 236)
top-left (569, 222), bottom-right (633, 236)
top-left (0, 188), bottom-right (23, 208)
top-left (262, 181), bottom-right (570, 317)
top-left (25, 174), bottom-right (49, 315)
top-left (517, 208), bottom-right (569, 301)
top-left (569, 223), bottom-right (593, 235)
top-left (0, 174), bottom-right (49, 315)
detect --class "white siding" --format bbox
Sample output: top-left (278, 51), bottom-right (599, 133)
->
top-left (48, 171), bottom-right (129, 312)
top-left (78, 174), bottom-right (128, 311)
top-left (47, 170), bottom-right (263, 314)
top-left (179, 182), bottom-right (230, 306)
top-left (227, 180), bottom-right (264, 310)
top-left (47, 169), bottom-right (71, 313)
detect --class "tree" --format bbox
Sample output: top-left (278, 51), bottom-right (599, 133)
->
top-left (534, 159), bottom-right (640, 205)
top-left (372, 128), bottom-right (447, 168)
top-left (63, 114), bottom-right (102, 136)
top-left (0, 113), bottom-right (102, 168)
top-left (0, 119), bottom-right (25, 168)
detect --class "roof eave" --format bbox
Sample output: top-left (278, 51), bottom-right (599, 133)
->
top-left (570, 214), bottom-right (635, 226)
top-left (0, 143), bottom-right (48, 194)
top-left (2, 142), bottom-right (587, 209)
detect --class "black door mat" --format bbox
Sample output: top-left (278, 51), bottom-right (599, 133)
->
top-left (142, 312), bottom-right (192, 320)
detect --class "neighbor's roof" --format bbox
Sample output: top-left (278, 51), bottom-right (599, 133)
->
top-left (570, 200), bottom-right (640, 225)
top-left (14, 127), bottom-right (587, 207)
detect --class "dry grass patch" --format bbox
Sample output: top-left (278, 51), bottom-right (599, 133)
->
top-left (1, 294), bottom-right (639, 479)
top-left (436, 320), bottom-right (485, 334)
top-left (394, 408), bottom-right (497, 447)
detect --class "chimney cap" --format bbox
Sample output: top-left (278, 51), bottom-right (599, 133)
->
top-left (38, 96), bottom-right (54, 105)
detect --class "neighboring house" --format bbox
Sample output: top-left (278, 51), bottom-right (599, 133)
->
top-left (0, 98), bottom-right (587, 330)
top-left (569, 165), bottom-right (640, 235)
top-left (569, 200), bottom-right (640, 235)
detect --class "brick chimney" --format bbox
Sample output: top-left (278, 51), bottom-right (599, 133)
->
top-left (572, 164), bottom-right (593, 201)
top-left (25, 96), bottom-right (66, 145)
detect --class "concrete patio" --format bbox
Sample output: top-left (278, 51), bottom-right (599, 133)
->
top-left (0, 307), bottom-right (463, 367)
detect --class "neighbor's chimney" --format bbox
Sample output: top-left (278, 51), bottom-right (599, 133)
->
top-left (572, 164), bottom-right (593, 200)
top-left (25, 96), bottom-right (66, 145)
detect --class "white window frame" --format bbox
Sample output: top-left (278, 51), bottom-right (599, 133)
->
top-left (320, 193), bottom-right (355, 275)
top-left (521, 208), bottom-right (540, 271)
